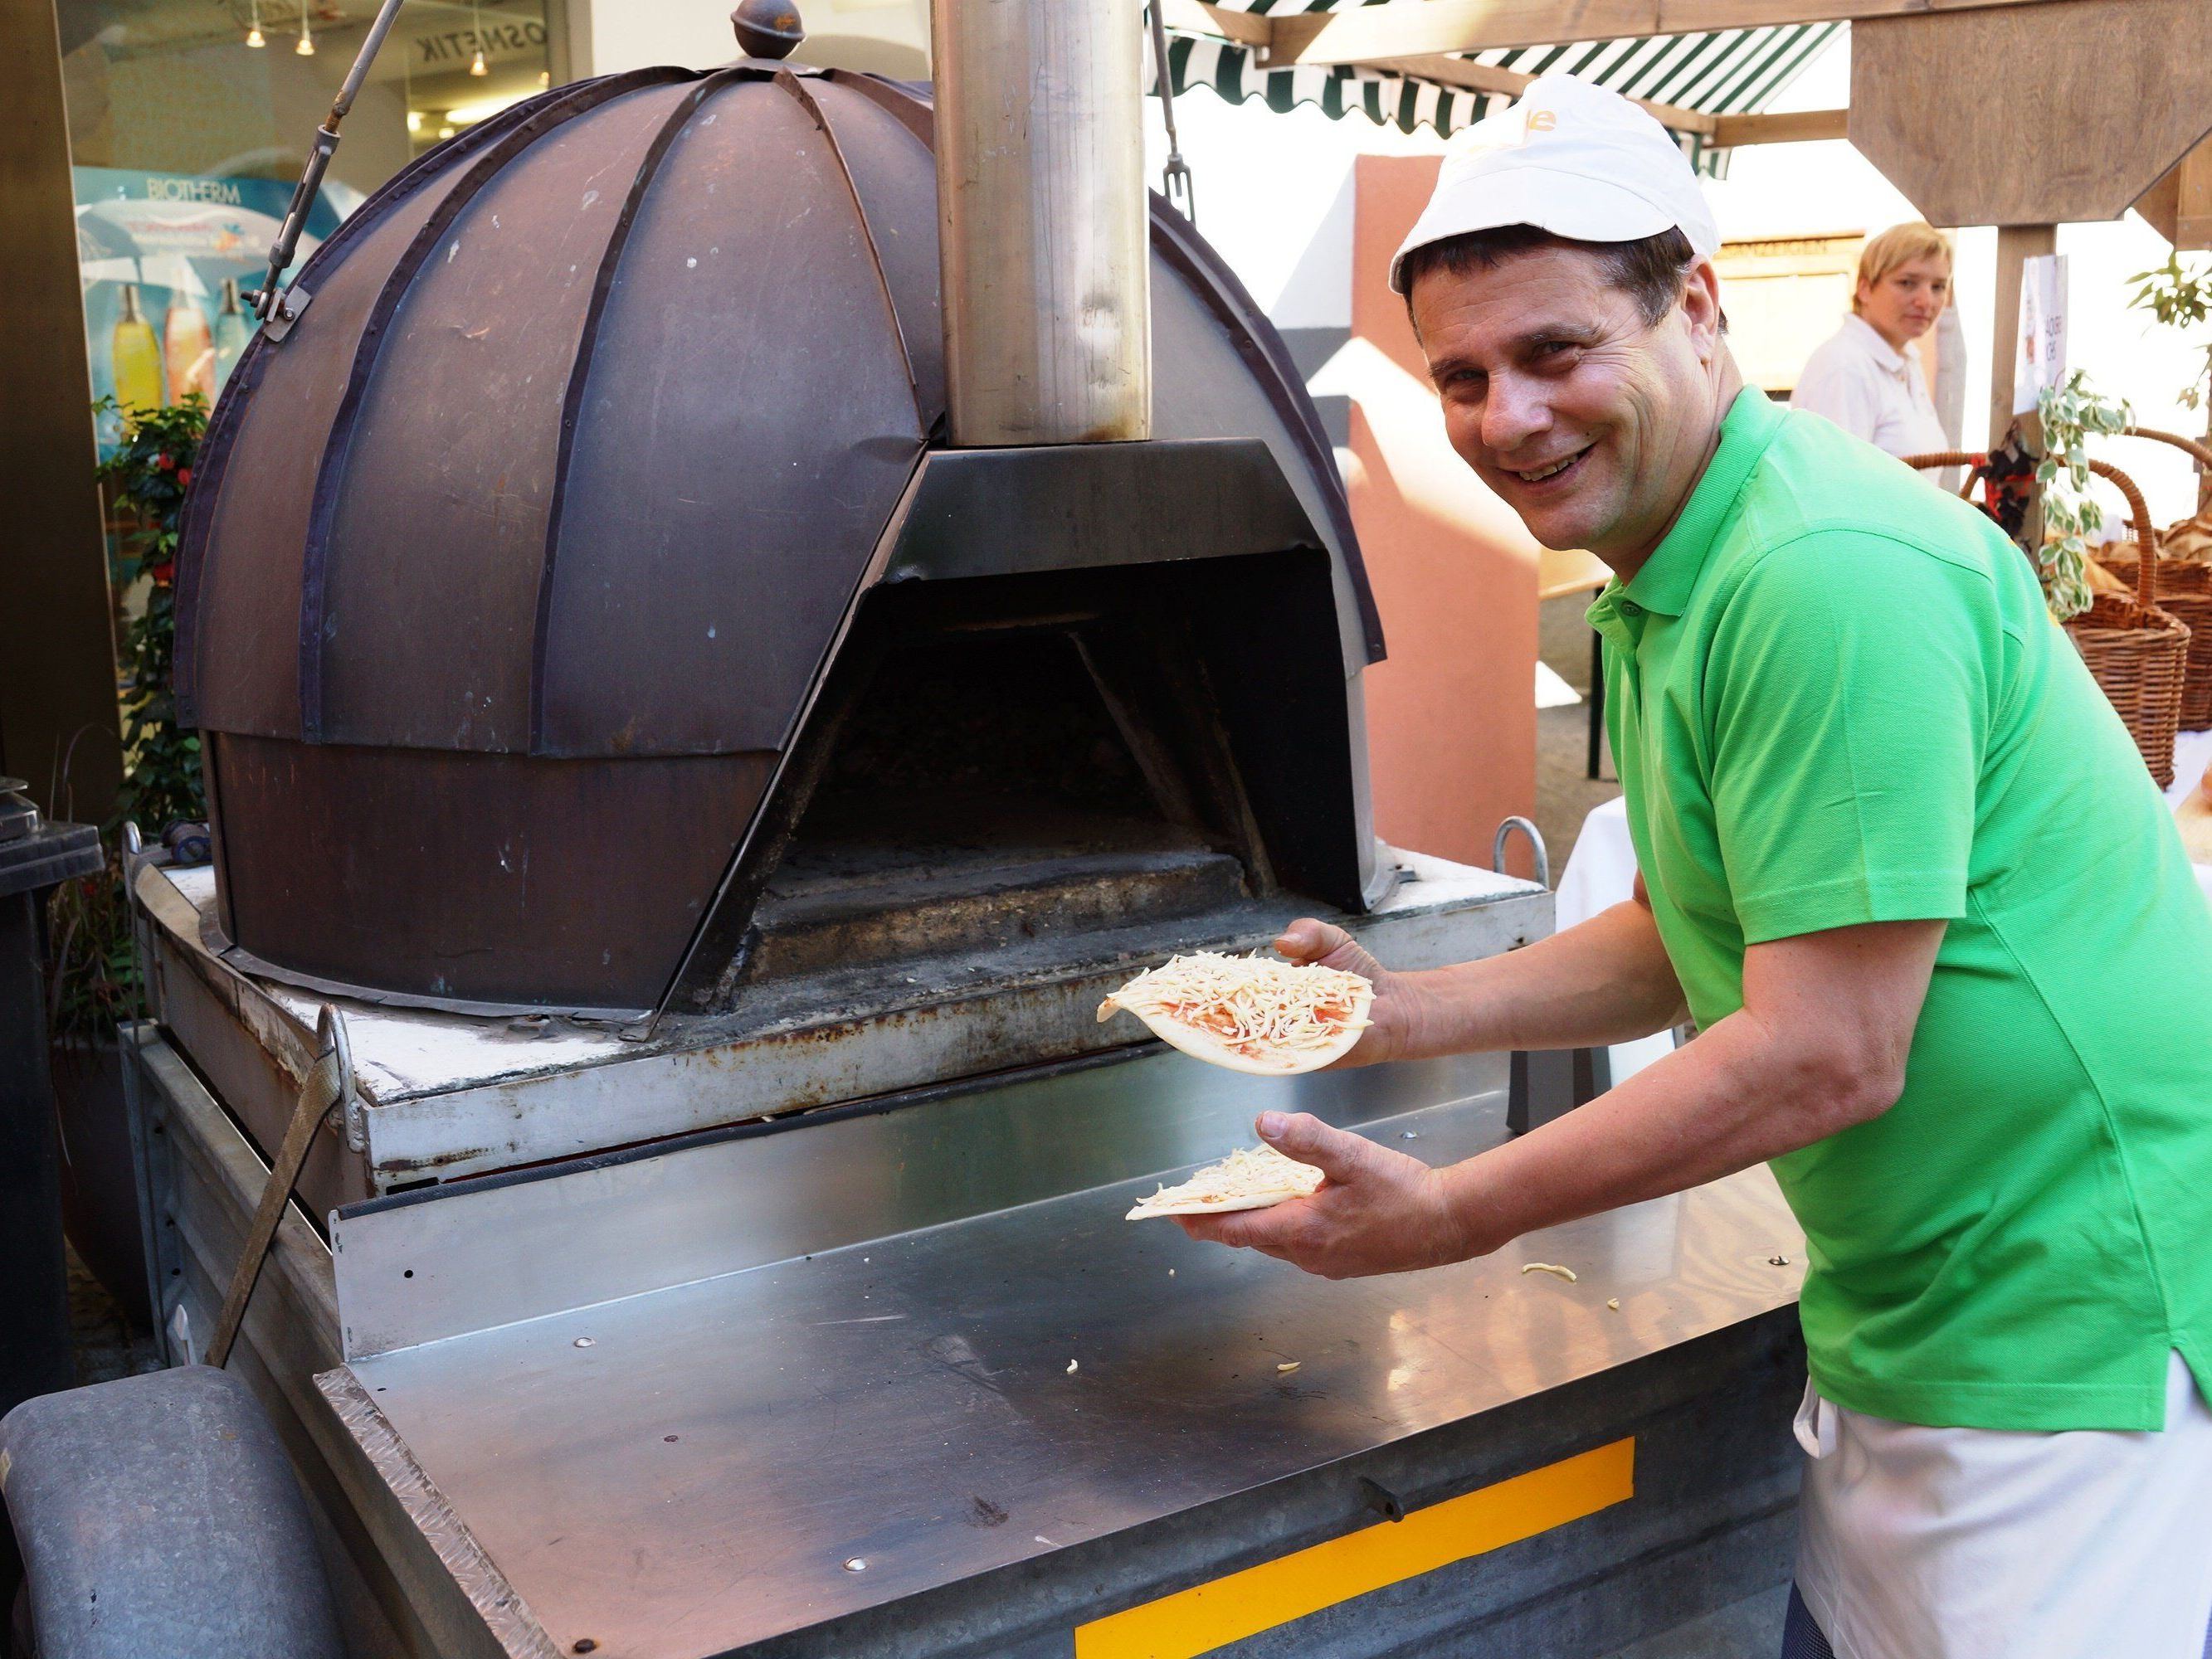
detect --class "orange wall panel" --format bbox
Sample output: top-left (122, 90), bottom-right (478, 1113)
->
top-left (1344, 154), bottom-right (1538, 871)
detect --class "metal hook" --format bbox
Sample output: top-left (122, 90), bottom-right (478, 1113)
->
top-left (1145, 3), bottom-right (1196, 224)
top-left (1492, 815), bottom-right (1550, 888)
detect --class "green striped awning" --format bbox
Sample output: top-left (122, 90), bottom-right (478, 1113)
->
top-left (1149, 7), bottom-right (1843, 175)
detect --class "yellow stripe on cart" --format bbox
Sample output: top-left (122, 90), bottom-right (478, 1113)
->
top-left (1074, 1437), bottom-right (1635, 1659)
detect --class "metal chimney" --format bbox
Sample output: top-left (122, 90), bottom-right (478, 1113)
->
top-left (931, 0), bottom-right (1152, 445)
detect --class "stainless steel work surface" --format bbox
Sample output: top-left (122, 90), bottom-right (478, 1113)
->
top-left (334, 1086), bottom-right (1805, 1659)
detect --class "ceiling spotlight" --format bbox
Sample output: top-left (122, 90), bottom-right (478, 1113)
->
top-left (295, 7), bottom-right (314, 53)
top-left (470, 47), bottom-right (488, 75)
top-left (246, 0), bottom-right (264, 45)
top-left (538, 69), bottom-right (550, 87)
top-left (469, 0), bottom-right (489, 75)
top-left (437, 124), bottom-right (455, 139)
top-left (407, 109), bottom-right (422, 131)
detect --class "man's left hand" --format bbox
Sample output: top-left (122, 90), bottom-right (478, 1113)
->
top-left (1176, 1111), bottom-right (1478, 1278)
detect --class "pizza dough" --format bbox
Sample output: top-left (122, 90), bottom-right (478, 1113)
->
top-left (1125, 1144), bottom-right (1326, 1220)
top-left (1097, 951), bottom-right (1373, 1076)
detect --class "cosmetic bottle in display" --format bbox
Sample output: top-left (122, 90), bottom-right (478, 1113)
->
top-left (164, 291), bottom-right (215, 404)
top-left (111, 285), bottom-right (164, 416)
top-left (212, 278), bottom-right (251, 391)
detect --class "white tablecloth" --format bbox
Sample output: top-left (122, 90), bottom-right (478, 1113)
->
top-left (1554, 795), bottom-right (1676, 1084)
top-left (2163, 729), bottom-right (2212, 909)
top-left (1559, 730), bottom-right (2212, 1081)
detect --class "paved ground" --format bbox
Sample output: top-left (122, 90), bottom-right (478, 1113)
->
top-left (67, 1248), bottom-right (162, 1385)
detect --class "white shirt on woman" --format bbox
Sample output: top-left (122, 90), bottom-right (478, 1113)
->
top-left (1791, 312), bottom-right (1951, 462)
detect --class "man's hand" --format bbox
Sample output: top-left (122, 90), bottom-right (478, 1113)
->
top-left (1175, 1110), bottom-right (1478, 1277)
top-left (1274, 920), bottom-right (1430, 1068)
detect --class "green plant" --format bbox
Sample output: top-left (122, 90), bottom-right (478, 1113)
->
top-left (2128, 252), bottom-right (2212, 418)
top-left (2034, 371), bottom-right (2132, 623)
top-left (48, 395), bottom-right (210, 1043)
top-left (95, 393), bottom-right (209, 834)
top-left (45, 863), bottom-right (135, 1045)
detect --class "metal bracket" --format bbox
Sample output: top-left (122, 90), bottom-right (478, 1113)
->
top-left (261, 282), bottom-right (314, 343)
top-left (1357, 1476), bottom-right (1406, 1522)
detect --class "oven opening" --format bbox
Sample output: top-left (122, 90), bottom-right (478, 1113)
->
top-left (742, 577), bottom-right (1274, 981)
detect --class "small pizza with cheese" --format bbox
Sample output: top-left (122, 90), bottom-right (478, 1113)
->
top-left (1097, 951), bottom-right (1373, 1076)
top-left (1126, 1144), bottom-right (1325, 1220)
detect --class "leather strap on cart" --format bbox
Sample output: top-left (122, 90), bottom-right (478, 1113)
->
top-left (206, 1005), bottom-right (353, 1369)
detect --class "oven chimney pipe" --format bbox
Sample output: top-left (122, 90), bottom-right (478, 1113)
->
top-left (931, 0), bottom-right (1152, 445)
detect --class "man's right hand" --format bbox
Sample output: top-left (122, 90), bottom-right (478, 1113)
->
top-left (1274, 919), bottom-right (1429, 1068)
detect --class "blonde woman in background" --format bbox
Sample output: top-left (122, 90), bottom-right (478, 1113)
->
top-left (1794, 222), bottom-right (1958, 465)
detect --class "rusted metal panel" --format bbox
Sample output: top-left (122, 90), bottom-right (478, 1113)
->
top-left (183, 168), bottom-right (459, 742)
top-left (178, 63), bottom-right (1384, 1011)
top-left (173, 80), bottom-right (618, 730)
top-left (316, 80), bottom-right (700, 753)
top-left (802, 75), bottom-right (947, 429)
top-left (536, 76), bottom-right (928, 757)
top-left (207, 734), bottom-right (773, 1012)
top-left (151, 941), bottom-right (368, 1219)
top-left (137, 853), bottom-right (1546, 1190)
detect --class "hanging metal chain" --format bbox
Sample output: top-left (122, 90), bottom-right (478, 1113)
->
top-left (1145, 3), bottom-right (1196, 224)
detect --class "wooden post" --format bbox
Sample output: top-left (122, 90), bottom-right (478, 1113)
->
top-left (1990, 224), bottom-right (2058, 448)
top-left (0, 0), bottom-right (122, 819)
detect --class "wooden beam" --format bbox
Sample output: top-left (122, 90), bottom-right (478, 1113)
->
top-left (1264, 0), bottom-right (2072, 67)
top-left (1372, 53), bottom-right (1718, 134)
top-left (1157, 0), bottom-right (1270, 50)
top-left (2136, 137), bottom-right (2212, 251)
top-left (1710, 108), bottom-right (1849, 146)
top-left (1851, 0), bottom-right (2212, 226)
top-left (1990, 224), bottom-right (2056, 446)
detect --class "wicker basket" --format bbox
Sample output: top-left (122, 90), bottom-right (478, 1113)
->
top-left (2107, 428), bottom-right (2212, 730)
top-left (1901, 450), bottom-right (2188, 786)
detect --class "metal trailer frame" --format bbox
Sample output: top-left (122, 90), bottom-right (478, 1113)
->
top-left (116, 854), bottom-right (1810, 1659)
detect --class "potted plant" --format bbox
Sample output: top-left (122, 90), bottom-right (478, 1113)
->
top-left (44, 394), bottom-right (208, 1327)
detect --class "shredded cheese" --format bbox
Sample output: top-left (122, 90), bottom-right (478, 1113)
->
top-left (1099, 951), bottom-right (1373, 1076)
top-left (1125, 1144), bottom-right (1325, 1219)
top-left (1521, 1262), bottom-right (1578, 1282)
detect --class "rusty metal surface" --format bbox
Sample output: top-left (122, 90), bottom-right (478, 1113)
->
top-left (207, 733), bottom-right (773, 1011)
top-left (175, 63), bottom-right (1385, 1013)
top-left (534, 73), bottom-right (929, 758)
top-left (139, 854), bottom-right (1549, 1191)
top-left (315, 79), bottom-right (700, 753)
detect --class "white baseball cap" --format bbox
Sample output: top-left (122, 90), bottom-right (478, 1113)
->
top-left (1390, 75), bottom-right (1721, 294)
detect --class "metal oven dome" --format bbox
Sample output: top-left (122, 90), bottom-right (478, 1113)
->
top-left (175, 61), bottom-right (1381, 1017)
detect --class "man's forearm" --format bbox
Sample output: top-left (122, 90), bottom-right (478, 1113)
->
top-left (1401, 899), bottom-right (1688, 1058)
top-left (1439, 1010), bottom-right (1821, 1251)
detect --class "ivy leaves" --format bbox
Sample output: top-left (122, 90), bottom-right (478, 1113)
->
top-left (2034, 371), bottom-right (2132, 624)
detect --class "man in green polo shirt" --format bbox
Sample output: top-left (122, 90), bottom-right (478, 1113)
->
top-left (1176, 75), bottom-right (2212, 1658)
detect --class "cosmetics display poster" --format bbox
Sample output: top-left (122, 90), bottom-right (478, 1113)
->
top-left (74, 167), bottom-right (348, 455)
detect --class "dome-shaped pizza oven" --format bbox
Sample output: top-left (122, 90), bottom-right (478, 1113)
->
top-left (176, 56), bottom-right (1383, 1019)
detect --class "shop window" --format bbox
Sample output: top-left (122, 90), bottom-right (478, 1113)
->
top-left (57, 0), bottom-right (553, 450)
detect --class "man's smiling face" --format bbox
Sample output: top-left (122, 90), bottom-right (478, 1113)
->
top-left (1410, 244), bottom-right (1722, 567)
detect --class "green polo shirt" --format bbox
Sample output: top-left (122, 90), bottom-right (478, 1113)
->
top-left (1588, 387), bottom-right (2212, 1431)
